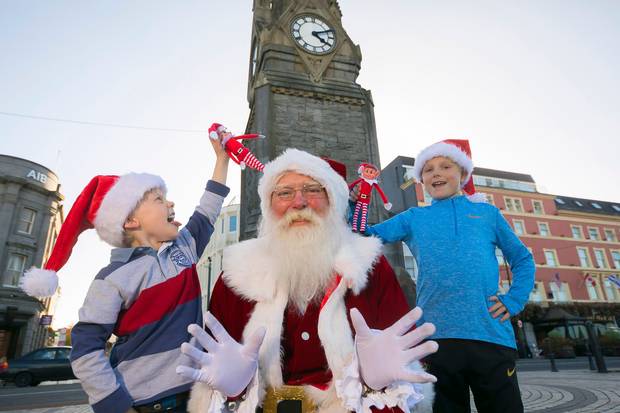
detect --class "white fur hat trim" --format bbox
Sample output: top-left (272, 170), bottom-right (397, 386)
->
top-left (94, 173), bottom-right (166, 247)
top-left (413, 142), bottom-right (473, 187)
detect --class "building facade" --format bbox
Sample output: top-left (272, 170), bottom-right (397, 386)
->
top-left (0, 154), bottom-right (64, 359)
top-left (197, 204), bottom-right (240, 314)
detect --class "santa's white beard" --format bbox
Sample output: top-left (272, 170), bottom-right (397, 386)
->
top-left (261, 208), bottom-right (346, 313)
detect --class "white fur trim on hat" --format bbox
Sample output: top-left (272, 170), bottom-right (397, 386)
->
top-left (413, 142), bottom-right (474, 187)
top-left (19, 268), bottom-right (58, 297)
top-left (94, 173), bottom-right (167, 247)
top-left (258, 148), bottom-right (349, 220)
top-left (467, 192), bottom-right (488, 203)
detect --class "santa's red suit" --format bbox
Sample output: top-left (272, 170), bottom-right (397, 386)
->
top-left (187, 149), bottom-right (433, 413)
top-left (188, 232), bottom-right (433, 413)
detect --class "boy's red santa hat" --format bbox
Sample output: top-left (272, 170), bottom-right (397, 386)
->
top-left (259, 148), bottom-right (350, 219)
top-left (411, 139), bottom-right (487, 203)
top-left (19, 173), bottom-right (166, 297)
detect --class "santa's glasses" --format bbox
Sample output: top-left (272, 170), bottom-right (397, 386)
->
top-left (272, 184), bottom-right (326, 201)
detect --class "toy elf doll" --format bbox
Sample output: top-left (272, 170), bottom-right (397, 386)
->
top-left (348, 162), bottom-right (391, 232)
top-left (208, 123), bottom-right (265, 172)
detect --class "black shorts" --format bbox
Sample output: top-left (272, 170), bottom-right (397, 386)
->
top-left (424, 339), bottom-right (523, 413)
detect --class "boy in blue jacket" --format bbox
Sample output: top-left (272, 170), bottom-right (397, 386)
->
top-left (362, 139), bottom-right (535, 413)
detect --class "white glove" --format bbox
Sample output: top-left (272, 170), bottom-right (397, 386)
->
top-left (176, 312), bottom-right (266, 397)
top-left (350, 307), bottom-right (438, 391)
top-left (384, 202), bottom-right (392, 211)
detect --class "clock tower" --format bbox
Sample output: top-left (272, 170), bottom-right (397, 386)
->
top-left (240, 0), bottom-right (414, 305)
top-left (241, 0), bottom-right (386, 238)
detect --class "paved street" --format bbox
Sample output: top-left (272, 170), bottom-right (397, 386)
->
top-left (0, 382), bottom-right (87, 412)
top-left (1, 362), bottom-right (619, 412)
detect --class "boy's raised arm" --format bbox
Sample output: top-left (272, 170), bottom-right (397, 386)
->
top-left (494, 209), bottom-right (536, 316)
top-left (183, 137), bottom-right (230, 258)
top-left (365, 210), bottom-right (412, 244)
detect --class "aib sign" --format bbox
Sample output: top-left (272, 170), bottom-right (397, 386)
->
top-left (26, 170), bottom-right (48, 184)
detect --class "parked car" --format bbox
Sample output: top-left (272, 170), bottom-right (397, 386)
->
top-left (0, 346), bottom-right (75, 387)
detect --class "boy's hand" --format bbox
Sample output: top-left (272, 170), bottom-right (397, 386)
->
top-left (209, 133), bottom-right (229, 160)
top-left (488, 296), bottom-right (511, 322)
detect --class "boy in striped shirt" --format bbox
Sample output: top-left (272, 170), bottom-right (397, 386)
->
top-left (21, 138), bottom-right (231, 412)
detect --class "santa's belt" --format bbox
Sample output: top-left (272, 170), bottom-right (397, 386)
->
top-left (261, 385), bottom-right (317, 413)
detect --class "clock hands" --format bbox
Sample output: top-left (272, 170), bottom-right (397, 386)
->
top-left (311, 29), bottom-right (334, 45)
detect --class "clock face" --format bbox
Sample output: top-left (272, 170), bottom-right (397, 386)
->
top-left (290, 15), bottom-right (336, 55)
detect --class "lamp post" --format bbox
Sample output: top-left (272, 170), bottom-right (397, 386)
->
top-left (206, 257), bottom-right (212, 309)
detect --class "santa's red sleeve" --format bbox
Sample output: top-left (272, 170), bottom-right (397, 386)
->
top-left (208, 274), bottom-right (255, 342)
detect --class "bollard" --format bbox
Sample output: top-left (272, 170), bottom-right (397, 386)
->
top-left (585, 321), bottom-right (608, 373)
top-left (587, 352), bottom-right (596, 370)
top-left (549, 352), bottom-right (559, 372)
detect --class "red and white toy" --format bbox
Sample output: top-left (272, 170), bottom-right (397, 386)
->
top-left (208, 123), bottom-right (265, 172)
top-left (349, 163), bottom-right (391, 233)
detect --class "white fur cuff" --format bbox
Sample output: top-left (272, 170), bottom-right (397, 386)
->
top-left (335, 351), bottom-right (427, 413)
top-left (187, 370), bottom-right (260, 413)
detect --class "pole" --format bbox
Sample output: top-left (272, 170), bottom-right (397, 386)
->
top-left (585, 321), bottom-right (608, 373)
top-left (549, 351), bottom-right (558, 372)
top-left (207, 257), bottom-right (212, 309)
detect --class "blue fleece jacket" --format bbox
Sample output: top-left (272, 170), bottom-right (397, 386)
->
top-left (366, 195), bottom-right (535, 349)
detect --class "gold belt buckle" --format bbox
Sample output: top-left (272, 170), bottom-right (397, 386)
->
top-left (360, 194), bottom-right (368, 199)
top-left (262, 385), bottom-right (316, 413)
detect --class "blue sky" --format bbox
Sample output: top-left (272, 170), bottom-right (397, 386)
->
top-left (1, 1), bottom-right (619, 327)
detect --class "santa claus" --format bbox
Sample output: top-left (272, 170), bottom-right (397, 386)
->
top-left (176, 149), bottom-right (437, 413)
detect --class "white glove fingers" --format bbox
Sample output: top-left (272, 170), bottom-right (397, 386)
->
top-left (399, 369), bottom-right (438, 384)
top-left (204, 312), bottom-right (234, 344)
top-left (399, 322), bottom-right (436, 348)
top-left (388, 307), bottom-right (423, 336)
top-left (181, 342), bottom-right (214, 366)
top-left (176, 365), bottom-right (206, 382)
top-left (187, 324), bottom-right (218, 353)
top-left (402, 340), bottom-right (439, 364)
top-left (350, 308), bottom-right (372, 337)
top-left (241, 327), bottom-right (266, 359)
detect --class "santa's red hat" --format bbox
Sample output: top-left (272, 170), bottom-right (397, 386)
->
top-left (208, 123), bottom-right (227, 140)
top-left (19, 173), bottom-right (166, 297)
top-left (412, 139), bottom-right (486, 203)
top-left (322, 157), bottom-right (347, 181)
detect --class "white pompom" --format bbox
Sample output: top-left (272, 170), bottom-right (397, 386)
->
top-left (467, 193), bottom-right (488, 203)
top-left (19, 268), bottom-right (59, 297)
